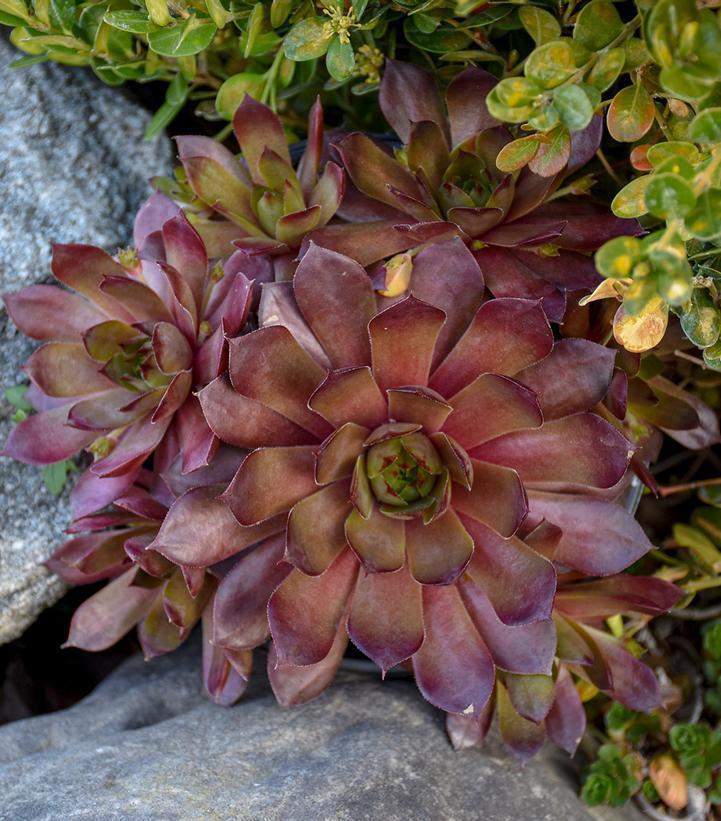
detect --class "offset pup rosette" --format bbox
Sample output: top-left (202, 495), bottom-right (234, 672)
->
top-left (2, 194), bottom-right (257, 518)
top-left (170, 95), bottom-right (344, 278)
top-left (147, 238), bottom-right (678, 758)
top-left (314, 60), bottom-right (637, 321)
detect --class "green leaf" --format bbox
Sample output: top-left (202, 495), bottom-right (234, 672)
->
top-left (352, 0), bottom-right (368, 20)
top-left (486, 86), bottom-right (533, 124)
top-left (19, 33), bottom-right (90, 50)
top-left (0, 0), bottom-right (31, 24)
top-left (216, 72), bottom-right (265, 119)
top-left (653, 155), bottom-right (696, 182)
top-left (704, 338), bottom-right (721, 370)
top-left (496, 136), bottom-right (540, 172)
top-left (660, 64), bottom-right (714, 102)
top-left (42, 460), bottom-right (72, 496)
top-left (239, 25), bottom-right (279, 58)
top-left (647, 141), bottom-right (701, 166)
top-left (145, 0), bottom-right (170, 27)
top-left (494, 77), bottom-right (541, 108)
top-left (48, 0), bottom-right (76, 33)
top-left (553, 84), bottom-right (593, 132)
top-left (528, 124), bottom-right (570, 177)
top-left (165, 71), bottom-right (188, 105)
top-left (284, 17), bottom-right (332, 60)
top-left (524, 39), bottom-right (577, 89)
top-left (0, 9), bottom-right (28, 24)
top-left (612, 175), bottom-right (651, 218)
top-left (403, 19), bottom-right (470, 53)
top-left (644, 172), bottom-right (696, 219)
top-left (270, 0), bottom-right (292, 28)
top-left (595, 236), bottom-right (642, 279)
top-left (4, 384), bottom-right (32, 412)
top-left (104, 10), bottom-right (156, 34)
top-left (645, 0), bottom-right (697, 68)
top-left (518, 6), bottom-right (560, 46)
top-left (144, 76), bottom-right (187, 139)
top-left (699, 486), bottom-right (721, 508)
top-left (205, 0), bottom-right (230, 29)
top-left (574, 0), bottom-right (623, 52)
top-left (243, 2), bottom-right (264, 58)
top-left (624, 38), bottom-right (650, 71)
top-left (587, 47), bottom-right (625, 92)
top-left (680, 289), bottom-right (721, 348)
top-left (686, 189), bottom-right (721, 241)
top-left (9, 52), bottom-right (49, 67)
top-left (326, 37), bottom-right (355, 82)
top-left (690, 108), bottom-right (721, 144)
top-left (144, 98), bottom-right (185, 139)
top-left (147, 15), bottom-right (217, 57)
top-left (607, 84), bottom-right (655, 143)
top-left (527, 104), bottom-right (559, 132)
top-left (412, 12), bottom-right (437, 34)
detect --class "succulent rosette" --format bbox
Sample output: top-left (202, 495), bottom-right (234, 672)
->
top-left (146, 238), bottom-right (678, 758)
top-left (2, 194), bottom-right (257, 518)
top-left (447, 573), bottom-right (681, 758)
top-left (169, 96), bottom-right (344, 279)
top-left (312, 60), bottom-right (636, 322)
top-left (564, 297), bottom-right (721, 458)
top-left (49, 448), bottom-right (250, 705)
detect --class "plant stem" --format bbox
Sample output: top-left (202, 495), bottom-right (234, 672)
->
top-left (658, 477), bottom-right (721, 498)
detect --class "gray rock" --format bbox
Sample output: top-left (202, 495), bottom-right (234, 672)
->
top-left (0, 36), bottom-right (172, 644)
top-left (0, 643), bottom-right (639, 821)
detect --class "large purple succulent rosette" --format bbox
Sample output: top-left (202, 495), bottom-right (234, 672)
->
top-left (150, 239), bottom-right (679, 759)
top-left (309, 60), bottom-right (639, 323)
top-left (2, 194), bottom-right (267, 518)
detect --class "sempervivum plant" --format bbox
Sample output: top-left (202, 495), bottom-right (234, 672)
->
top-left (2, 194), bottom-right (257, 518)
top-left (49, 451), bottom-right (252, 706)
top-left (314, 60), bottom-right (636, 322)
top-left (165, 95), bottom-right (344, 280)
top-left (149, 238), bottom-right (679, 758)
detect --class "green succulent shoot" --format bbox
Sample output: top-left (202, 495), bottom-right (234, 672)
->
top-left (669, 724), bottom-right (721, 789)
top-left (582, 744), bottom-right (642, 807)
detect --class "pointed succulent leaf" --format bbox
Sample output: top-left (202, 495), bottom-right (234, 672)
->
top-left (269, 548), bottom-right (358, 666)
top-left (348, 564), bottom-right (424, 673)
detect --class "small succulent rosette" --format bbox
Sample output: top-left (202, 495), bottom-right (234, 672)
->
top-left (147, 239), bottom-right (680, 759)
top-left (48, 448), bottom-right (251, 706)
top-left (2, 193), bottom-right (262, 518)
top-left (165, 95), bottom-right (344, 279)
top-left (309, 60), bottom-right (638, 322)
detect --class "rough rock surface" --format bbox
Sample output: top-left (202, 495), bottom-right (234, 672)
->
top-left (0, 36), bottom-right (172, 644)
top-left (0, 643), bottom-right (640, 820)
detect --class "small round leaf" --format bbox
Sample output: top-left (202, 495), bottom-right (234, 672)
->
top-left (528, 125), bottom-right (571, 177)
top-left (613, 297), bottom-right (669, 353)
top-left (644, 173), bottom-right (696, 219)
top-left (607, 84), bottom-right (655, 143)
top-left (685, 189), bottom-right (721, 241)
top-left (689, 108), bottom-right (721, 144)
top-left (611, 175), bottom-right (651, 218)
top-left (496, 136), bottom-right (540, 172)
top-left (574, 0), bottom-right (623, 52)
top-left (283, 17), bottom-right (332, 61)
top-left (595, 236), bottom-right (642, 279)
top-left (216, 73), bottom-right (265, 119)
top-left (680, 290), bottom-right (721, 348)
top-left (326, 37), bottom-right (355, 82)
top-left (518, 6), bottom-right (560, 45)
top-left (553, 85), bottom-right (593, 132)
top-left (524, 39), bottom-right (576, 89)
